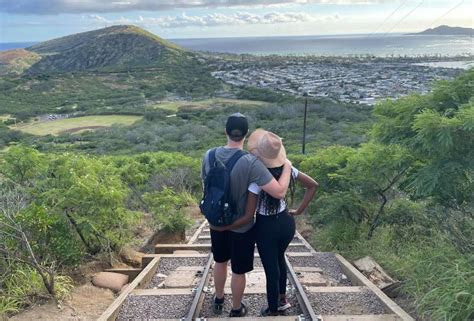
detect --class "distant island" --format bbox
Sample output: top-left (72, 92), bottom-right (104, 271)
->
top-left (409, 25), bottom-right (474, 36)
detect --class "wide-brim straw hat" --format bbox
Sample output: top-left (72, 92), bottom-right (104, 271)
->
top-left (247, 129), bottom-right (286, 168)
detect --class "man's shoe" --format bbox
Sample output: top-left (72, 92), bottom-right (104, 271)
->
top-left (260, 307), bottom-right (280, 316)
top-left (213, 295), bottom-right (224, 315)
top-left (278, 295), bottom-right (292, 311)
top-left (229, 303), bottom-right (248, 317)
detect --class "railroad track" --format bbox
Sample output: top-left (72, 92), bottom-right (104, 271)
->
top-left (99, 221), bottom-right (413, 321)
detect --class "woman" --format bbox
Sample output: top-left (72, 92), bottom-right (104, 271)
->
top-left (215, 129), bottom-right (318, 316)
top-left (246, 129), bottom-right (319, 316)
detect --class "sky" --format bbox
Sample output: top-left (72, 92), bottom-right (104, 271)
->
top-left (0, 0), bottom-right (472, 42)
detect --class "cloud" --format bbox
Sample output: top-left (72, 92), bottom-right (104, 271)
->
top-left (0, 0), bottom-right (387, 15)
top-left (85, 12), bottom-right (340, 28)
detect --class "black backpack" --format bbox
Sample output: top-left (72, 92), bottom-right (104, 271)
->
top-left (200, 148), bottom-right (246, 227)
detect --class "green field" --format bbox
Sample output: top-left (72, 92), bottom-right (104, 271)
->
top-left (150, 98), bottom-right (268, 112)
top-left (12, 115), bottom-right (142, 136)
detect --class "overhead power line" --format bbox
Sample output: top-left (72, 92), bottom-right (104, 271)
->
top-left (383, 0), bottom-right (425, 36)
top-left (425, 0), bottom-right (465, 30)
top-left (368, 0), bottom-right (408, 37)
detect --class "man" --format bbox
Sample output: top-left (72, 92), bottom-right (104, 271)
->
top-left (201, 113), bottom-right (291, 317)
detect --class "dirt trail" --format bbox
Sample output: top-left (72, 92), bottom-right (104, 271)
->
top-left (10, 285), bottom-right (114, 321)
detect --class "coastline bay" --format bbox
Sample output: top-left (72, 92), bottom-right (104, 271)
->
top-left (2, 34), bottom-right (472, 57)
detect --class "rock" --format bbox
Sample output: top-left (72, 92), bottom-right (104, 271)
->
top-left (119, 247), bottom-right (144, 267)
top-left (353, 256), bottom-right (399, 294)
top-left (298, 272), bottom-right (328, 286)
top-left (92, 272), bottom-right (129, 292)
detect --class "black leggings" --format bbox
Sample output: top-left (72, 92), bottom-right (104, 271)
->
top-left (255, 210), bottom-right (296, 312)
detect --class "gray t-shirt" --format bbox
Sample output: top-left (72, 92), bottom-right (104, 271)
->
top-left (201, 146), bottom-right (273, 233)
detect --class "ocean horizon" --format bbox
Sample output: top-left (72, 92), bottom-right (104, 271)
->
top-left (1, 34), bottom-right (472, 57)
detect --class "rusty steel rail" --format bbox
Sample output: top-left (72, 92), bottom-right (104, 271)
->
top-left (285, 255), bottom-right (322, 321)
top-left (185, 253), bottom-right (214, 320)
top-left (100, 217), bottom-right (414, 321)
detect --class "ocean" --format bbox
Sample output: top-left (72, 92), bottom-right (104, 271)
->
top-left (1, 34), bottom-right (472, 57)
top-left (0, 42), bottom-right (37, 51)
top-left (172, 34), bottom-right (473, 57)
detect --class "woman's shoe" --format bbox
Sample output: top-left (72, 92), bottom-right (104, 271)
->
top-left (260, 307), bottom-right (280, 316)
top-left (278, 296), bottom-right (292, 311)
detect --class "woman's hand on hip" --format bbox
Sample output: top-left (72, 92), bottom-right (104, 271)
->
top-left (289, 208), bottom-right (302, 216)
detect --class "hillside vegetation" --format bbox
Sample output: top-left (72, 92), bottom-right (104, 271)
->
top-left (0, 24), bottom-right (472, 320)
top-left (13, 115), bottom-right (142, 136)
top-left (0, 25), bottom-right (221, 120)
top-left (298, 70), bottom-right (473, 320)
top-left (17, 94), bottom-right (371, 156)
top-left (0, 49), bottom-right (40, 75)
top-left (1, 71), bottom-right (472, 320)
top-left (0, 150), bottom-right (199, 315)
top-left (26, 25), bottom-right (185, 73)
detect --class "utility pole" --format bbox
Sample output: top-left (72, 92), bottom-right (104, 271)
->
top-left (302, 92), bottom-right (308, 154)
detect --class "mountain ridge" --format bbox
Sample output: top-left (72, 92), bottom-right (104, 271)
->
top-left (22, 25), bottom-right (192, 74)
top-left (27, 25), bottom-right (182, 54)
top-left (408, 25), bottom-right (474, 36)
top-left (26, 25), bottom-right (194, 73)
top-left (0, 25), bottom-right (221, 117)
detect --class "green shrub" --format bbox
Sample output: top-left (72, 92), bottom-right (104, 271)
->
top-left (0, 266), bottom-right (74, 316)
top-left (156, 209), bottom-right (192, 234)
top-left (144, 188), bottom-right (193, 233)
top-left (398, 239), bottom-right (474, 321)
top-left (312, 219), bottom-right (362, 251)
top-left (53, 275), bottom-right (75, 302)
top-left (0, 296), bottom-right (20, 316)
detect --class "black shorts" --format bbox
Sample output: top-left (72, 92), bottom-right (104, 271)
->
top-left (210, 227), bottom-right (255, 274)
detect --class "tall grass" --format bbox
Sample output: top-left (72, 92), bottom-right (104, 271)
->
top-left (0, 296), bottom-right (20, 316)
top-left (312, 225), bottom-right (474, 320)
top-left (0, 266), bottom-right (74, 317)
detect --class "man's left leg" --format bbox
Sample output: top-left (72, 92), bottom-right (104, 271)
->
top-left (210, 229), bottom-right (232, 314)
top-left (229, 227), bottom-right (255, 316)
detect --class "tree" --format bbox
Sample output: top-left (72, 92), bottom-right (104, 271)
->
top-left (0, 181), bottom-right (58, 297)
top-left (372, 69), bottom-right (474, 252)
top-left (39, 154), bottom-right (132, 255)
top-left (0, 145), bottom-right (46, 185)
top-left (301, 143), bottom-right (412, 239)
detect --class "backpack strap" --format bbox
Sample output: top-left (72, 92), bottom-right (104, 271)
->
top-left (225, 150), bottom-right (247, 172)
top-left (208, 148), bottom-right (218, 169)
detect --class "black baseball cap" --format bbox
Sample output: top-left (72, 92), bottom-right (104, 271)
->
top-left (226, 113), bottom-right (249, 139)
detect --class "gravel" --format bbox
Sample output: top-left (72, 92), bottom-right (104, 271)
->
top-left (286, 245), bottom-right (312, 253)
top-left (253, 257), bottom-right (264, 268)
top-left (288, 252), bottom-right (352, 286)
top-left (291, 237), bottom-right (303, 243)
top-left (193, 238), bottom-right (213, 244)
top-left (117, 294), bottom-right (193, 320)
top-left (199, 291), bottom-right (303, 317)
top-left (147, 256), bottom-right (209, 288)
top-left (307, 289), bottom-right (389, 315)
